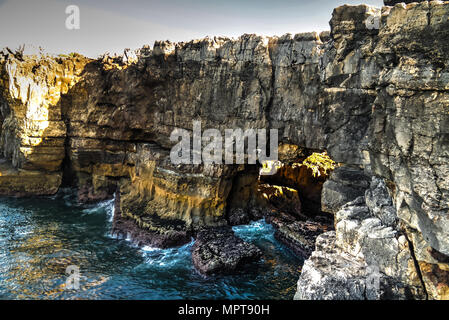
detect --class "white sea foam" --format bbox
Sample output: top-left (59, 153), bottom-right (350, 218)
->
top-left (232, 219), bottom-right (275, 243)
top-left (140, 239), bottom-right (194, 268)
top-left (81, 198), bottom-right (115, 222)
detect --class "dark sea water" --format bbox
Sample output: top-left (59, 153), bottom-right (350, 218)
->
top-left (0, 190), bottom-right (302, 300)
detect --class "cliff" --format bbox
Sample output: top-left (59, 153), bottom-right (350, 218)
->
top-left (0, 1), bottom-right (448, 299)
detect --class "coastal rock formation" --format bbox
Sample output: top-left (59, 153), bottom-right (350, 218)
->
top-left (192, 227), bottom-right (262, 275)
top-left (260, 179), bottom-right (334, 257)
top-left (384, 0), bottom-right (426, 5)
top-left (295, 1), bottom-right (449, 300)
top-left (295, 178), bottom-right (426, 300)
top-left (368, 1), bottom-right (449, 299)
top-left (269, 213), bottom-right (332, 258)
top-left (321, 166), bottom-right (370, 215)
top-left (0, 1), bottom-right (448, 298)
top-left (111, 189), bottom-right (192, 248)
top-left (0, 49), bottom-right (91, 195)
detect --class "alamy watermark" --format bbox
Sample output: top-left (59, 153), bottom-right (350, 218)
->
top-left (65, 265), bottom-right (80, 290)
top-left (365, 15), bottom-right (380, 30)
top-left (169, 121), bottom-right (279, 175)
top-left (65, 5), bottom-right (80, 30)
top-left (365, 265), bottom-right (382, 299)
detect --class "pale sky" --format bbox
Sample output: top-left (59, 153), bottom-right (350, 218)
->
top-left (0, 0), bottom-right (384, 58)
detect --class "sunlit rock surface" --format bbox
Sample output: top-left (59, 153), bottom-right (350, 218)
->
top-left (0, 49), bottom-right (91, 194)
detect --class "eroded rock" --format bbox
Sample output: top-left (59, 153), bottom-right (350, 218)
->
top-left (111, 190), bottom-right (192, 248)
top-left (0, 2), bottom-right (448, 299)
top-left (296, 178), bottom-right (427, 300)
top-left (321, 167), bottom-right (370, 215)
top-left (269, 212), bottom-right (332, 258)
top-left (191, 227), bottom-right (262, 275)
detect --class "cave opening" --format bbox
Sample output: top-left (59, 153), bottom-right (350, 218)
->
top-left (225, 145), bottom-right (336, 258)
top-left (259, 150), bottom-right (336, 223)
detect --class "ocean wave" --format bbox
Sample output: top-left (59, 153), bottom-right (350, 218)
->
top-left (81, 198), bottom-right (115, 222)
top-left (232, 219), bottom-right (275, 243)
top-left (140, 239), bottom-right (194, 268)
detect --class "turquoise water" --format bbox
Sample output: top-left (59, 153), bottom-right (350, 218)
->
top-left (0, 191), bottom-right (302, 300)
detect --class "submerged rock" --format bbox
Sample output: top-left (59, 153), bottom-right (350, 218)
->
top-left (192, 227), bottom-right (262, 275)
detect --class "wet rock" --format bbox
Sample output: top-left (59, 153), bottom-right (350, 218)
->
top-left (119, 144), bottom-right (232, 230)
top-left (227, 208), bottom-right (251, 226)
top-left (111, 191), bottom-right (192, 248)
top-left (268, 212), bottom-right (333, 258)
top-left (77, 185), bottom-right (112, 204)
top-left (111, 213), bottom-right (192, 249)
top-left (192, 227), bottom-right (262, 275)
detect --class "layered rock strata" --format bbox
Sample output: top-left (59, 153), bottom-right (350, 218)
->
top-left (0, 1), bottom-right (448, 299)
top-left (0, 50), bottom-right (91, 195)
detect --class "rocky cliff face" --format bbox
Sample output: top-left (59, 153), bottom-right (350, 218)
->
top-left (0, 1), bottom-right (448, 299)
top-left (0, 51), bottom-right (91, 195)
top-left (295, 1), bottom-right (449, 300)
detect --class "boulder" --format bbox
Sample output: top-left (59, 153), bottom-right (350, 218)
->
top-left (192, 227), bottom-right (262, 275)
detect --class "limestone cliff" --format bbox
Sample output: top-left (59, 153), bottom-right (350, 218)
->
top-left (0, 50), bottom-right (91, 195)
top-left (0, 1), bottom-right (448, 299)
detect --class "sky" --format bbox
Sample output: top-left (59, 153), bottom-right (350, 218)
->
top-left (0, 0), bottom-right (384, 58)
